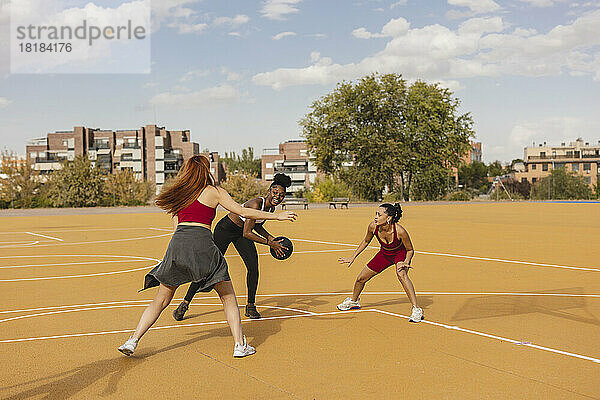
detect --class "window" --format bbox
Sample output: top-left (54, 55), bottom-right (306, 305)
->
top-left (585, 176), bottom-right (591, 184)
top-left (566, 151), bottom-right (573, 157)
top-left (521, 178), bottom-right (527, 183)
top-left (555, 163), bottom-right (565, 169)
top-left (572, 163), bottom-right (579, 172)
top-left (584, 163), bottom-right (591, 171)
top-left (542, 164), bottom-right (548, 171)
top-left (265, 163), bottom-right (273, 169)
top-left (540, 152), bottom-right (546, 158)
top-left (532, 178), bottom-right (537, 183)
top-left (62, 140), bottom-right (68, 147)
top-left (531, 164), bottom-right (536, 170)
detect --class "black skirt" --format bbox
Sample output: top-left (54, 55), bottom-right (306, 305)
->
top-left (142, 225), bottom-right (230, 293)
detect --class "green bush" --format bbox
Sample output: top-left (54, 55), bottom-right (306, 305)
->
top-left (530, 169), bottom-right (593, 200)
top-left (306, 176), bottom-right (351, 202)
top-left (445, 191), bottom-right (471, 201)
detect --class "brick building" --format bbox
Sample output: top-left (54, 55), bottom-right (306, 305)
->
top-left (261, 140), bottom-right (319, 193)
top-left (513, 138), bottom-right (600, 187)
top-left (26, 125), bottom-right (226, 192)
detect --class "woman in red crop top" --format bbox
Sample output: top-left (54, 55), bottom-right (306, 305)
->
top-left (118, 155), bottom-right (297, 358)
top-left (336, 203), bottom-right (423, 323)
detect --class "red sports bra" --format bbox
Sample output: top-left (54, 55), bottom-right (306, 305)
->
top-left (374, 224), bottom-right (405, 252)
top-left (177, 200), bottom-right (216, 225)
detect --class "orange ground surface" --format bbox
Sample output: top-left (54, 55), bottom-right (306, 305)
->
top-left (0, 203), bottom-right (599, 399)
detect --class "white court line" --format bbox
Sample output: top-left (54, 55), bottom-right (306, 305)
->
top-left (0, 259), bottom-right (149, 270)
top-left (0, 227), bottom-right (171, 235)
top-left (0, 249), bottom-right (345, 283)
top-left (0, 254), bottom-right (160, 282)
top-left (0, 303), bottom-right (314, 324)
top-left (0, 233), bottom-right (172, 249)
top-left (0, 241), bottom-right (39, 248)
top-left (0, 309), bottom-right (363, 344)
top-left (291, 238), bottom-right (600, 272)
top-left (2, 291), bottom-right (599, 315)
top-left (0, 307), bottom-right (598, 365)
top-left (372, 309), bottom-right (600, 364)
top-left (24, 232), bottom-right (64, 241)
top-left (148, 227), bottom-right (173, 232)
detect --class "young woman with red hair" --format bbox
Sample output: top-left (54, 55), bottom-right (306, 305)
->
top-left (118, 155), bottom-right (297, 358)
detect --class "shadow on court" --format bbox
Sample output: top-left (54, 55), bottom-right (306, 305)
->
top-left (451, 287), bottom-right (600, 326)
top-left (2, 355), bottom-right (141, 400)
top-left (362, 295), bottom-right (434, 310)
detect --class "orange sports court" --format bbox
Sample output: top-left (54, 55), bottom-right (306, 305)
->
top-left (0, 202), bottom-right (598, 399)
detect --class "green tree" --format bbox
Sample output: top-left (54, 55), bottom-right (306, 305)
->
top-left (458, 161), bottom-right (489, 191)
top-left (45, 156), bottom-right (105, 207)
top-left (0, 151), bottom-right (45, 208)
top-left (530, 168), bottom-right (593, 200)
top-left (221, 147), bottom-right (261, 177)
top-left (410, 165), bottom-right (449, 201)
top-left (301, 73), bottom-right (473, 201)
top-left (487, 160), bottom-right (505, 177)
top-left (220, 173), bottom-right (268, 203)
top-left (102, 169), bottom-right (154, 206)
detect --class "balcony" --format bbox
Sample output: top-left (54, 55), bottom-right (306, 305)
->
top-left (528, 153), bottom-right (600, 161)
top-left (122, 142), bottom-right (140, 149)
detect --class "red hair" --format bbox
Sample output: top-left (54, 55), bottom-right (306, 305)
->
top-left (155, 155), bottom-right (215, 215)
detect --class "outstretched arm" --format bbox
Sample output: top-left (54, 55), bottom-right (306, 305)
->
top-left (338, 222), bottom-right (376, 268)
top-left (216, 187), bottom-right (296, 222)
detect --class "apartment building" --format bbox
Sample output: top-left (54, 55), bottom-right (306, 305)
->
top-left (261, 140), bottom-right (318, 193)
top-left (513, 138), bottom-right (600, 187)
top-left (26, 125), bottom-right (225, 192)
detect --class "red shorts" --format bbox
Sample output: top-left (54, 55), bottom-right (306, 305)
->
top-left (367, 248), bottom-right (407, 273)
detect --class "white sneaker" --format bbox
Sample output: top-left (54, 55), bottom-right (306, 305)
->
top-left (233, 336), bottom-right (256, 358)
top-left (118, 337), bottom-right (138, 356)
top-left (337, 297), bottom-right (360, 311)
top-left (409, 306), bottom-right (424, 323)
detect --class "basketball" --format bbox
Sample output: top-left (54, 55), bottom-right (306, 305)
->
top-left (270, 236), bottom-right (293, 260)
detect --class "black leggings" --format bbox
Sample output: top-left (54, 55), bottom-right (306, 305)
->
top-left (183, 216), bottom-right (259, 304)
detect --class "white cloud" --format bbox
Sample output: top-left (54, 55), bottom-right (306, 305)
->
top-left (0, 97), bottom-right (12, 108)
top-left (447, 0), bottom-right (501, 14)
top-left (220, 67), bottom-right (242, 81)
top-left (273, 31), bottom-right (296, 40)
top-left (260, 0), bottom-right (302, 20)
top-left (169, 22), bottom-right (208, 34)
top-left (253, 11), bottom-right (600, 90)
top-left (9, 1), bottom-right (151, 73)
top-left (517, 0), bottom-right (570, 7)
top-left (509, 118), bottom-right (600, 153)
top-left (353, 17), bottom-right (410, 39)
top-left (307, 33), bottom-right (327, 39)
top-left (180, 69), bottom-right (210, 82)
top-left (390, 1), bottom-right (408, 9)
top-left (142, 82), bottom-right (159, 88)
top-left (228, 31), bottom-right (242, 37)
top-left (213, 14), bottom-right (249, 26)
top-left (149, 84), bottom-right (241, 108)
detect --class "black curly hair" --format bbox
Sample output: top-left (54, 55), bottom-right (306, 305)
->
top-left (270, 173), bottom-right (292, 190)
top-left (380, 203), bottom-right (403, 223)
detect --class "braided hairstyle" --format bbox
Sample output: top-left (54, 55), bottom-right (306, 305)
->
top-left (271, 173), bottom-right (292, 189)
top-left (380, 203), bottom-right (403, 223)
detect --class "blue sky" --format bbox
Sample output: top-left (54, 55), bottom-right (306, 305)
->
top-left (1, 0), bottom-right (599, 162)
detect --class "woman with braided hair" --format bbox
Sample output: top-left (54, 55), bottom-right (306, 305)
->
top-left (337, 203), bottom-right (424, 322)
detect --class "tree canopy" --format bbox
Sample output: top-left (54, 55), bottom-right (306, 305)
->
top-left (300, 73), bottom-right (474, 201)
